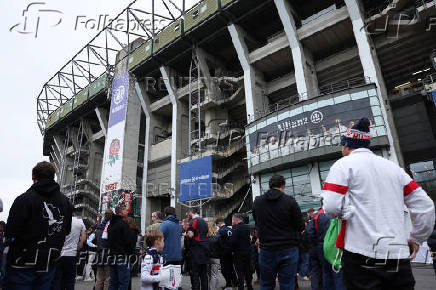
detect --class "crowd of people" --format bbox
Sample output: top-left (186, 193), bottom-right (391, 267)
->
top-left (0, 118), bottom-right (436, 290)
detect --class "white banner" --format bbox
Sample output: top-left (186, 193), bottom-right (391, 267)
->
top-left (100, 71), bottom-right (129, 200)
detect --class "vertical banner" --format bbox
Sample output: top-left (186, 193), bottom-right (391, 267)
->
top-left (100, 71), bottom-right (130, 210)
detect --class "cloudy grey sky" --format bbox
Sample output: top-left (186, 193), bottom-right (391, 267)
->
top-left (0, 0), bottom-right (141, 221)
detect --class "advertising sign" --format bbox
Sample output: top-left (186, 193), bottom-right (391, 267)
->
top-left (246, 88), bottom-right (387, 167)
top-left (100, 71), bottom-right (130, 199)
top-left (179, 156), bottom-right (213, 202)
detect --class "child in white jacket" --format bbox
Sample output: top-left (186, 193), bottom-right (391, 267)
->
top-left (141, 230), bottom-right (165, 290)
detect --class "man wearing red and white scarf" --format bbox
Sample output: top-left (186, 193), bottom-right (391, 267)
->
top-left (321, 117), bottom-right (435, 290)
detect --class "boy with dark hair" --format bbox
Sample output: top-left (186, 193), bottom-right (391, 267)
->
top-left (141, 230), bottom-right (164, 290)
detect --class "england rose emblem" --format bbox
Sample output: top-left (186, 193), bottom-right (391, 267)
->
top-left (108, 139), bottom-right (120, 166)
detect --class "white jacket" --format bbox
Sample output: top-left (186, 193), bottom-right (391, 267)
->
top-left (322, 148), bottom-right (435, 259)
top-left (141, 251), bottom-right (163, 290)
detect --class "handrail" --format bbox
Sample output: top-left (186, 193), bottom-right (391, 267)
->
top-left (249, 76), bottom-right (372, 123)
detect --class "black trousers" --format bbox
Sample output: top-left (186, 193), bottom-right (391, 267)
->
top-left (190, 261), bottom-right (208, 290)
top-left (51, 256), bottom-right (77, 290)
top-left (234, 252), bottom-right (253, 290)
top-left (342, 250), bottom-right (415, 290)
top-left (309, 248), bottom-right (322, 290)
top-left (221, 252), bottom-right (238, 287)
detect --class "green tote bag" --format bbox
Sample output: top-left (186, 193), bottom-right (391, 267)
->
top-left (323, 218), bottom-right (343, 272)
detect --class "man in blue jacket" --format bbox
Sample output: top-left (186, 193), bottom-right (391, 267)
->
top-left (159, 207), bottom-right (183, 265)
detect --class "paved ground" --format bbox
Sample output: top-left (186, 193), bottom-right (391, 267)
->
top-left (76, 264), bottom-right (435, 289)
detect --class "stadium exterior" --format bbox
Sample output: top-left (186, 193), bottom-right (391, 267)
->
top-left (37, 0), bottom-right (436, 231)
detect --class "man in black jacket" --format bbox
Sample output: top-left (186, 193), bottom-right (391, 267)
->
top-left (4, 161), bottom-right (72, 289)
top-left (229, 213), bottom-right (253, 290)
top-left (186, 208), bottom-right (209, 290)
top-left (253, 174), bottom-right (304, 290)
top-left (107, 204), bottom-right (136, 290)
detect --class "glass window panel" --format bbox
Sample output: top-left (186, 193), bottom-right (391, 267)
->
top-left (290, 107), bottom-right (303, 117)
top-left (371, 106), bottom-right (382, 116)
top-left (350, 91), bottom-right (367, 100)
top-left (267, 115), bottom-right (278, 125)
top-left (317, 98), bottom-right (334, 108)
top-left (319, 160), bottom-right (336, 171)
top-left (374, 150), bottom-right (383, 157)
top-left (303, 103), bottom-right (318, 112)
top-left (257, 120), bottom-right (267, 130)
top-left (370, 96), bottom-right (380, 106)
top-left (291, 165), bottom-right (309, 176)
top-left (374, 116), bottom-right (385, 126)
top-left (334, 94), bottom-right (351, 104)
top-left (368, 88), bottom-right (377, 97)
top-left (277, 111), bottom-right (289, 121)
top-left (376, 126), bottom-right (387, 136)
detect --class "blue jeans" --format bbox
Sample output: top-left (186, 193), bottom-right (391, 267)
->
top-left (108, 258), bottom-right (131, 290)
top-left (52, 256), bottom-right (77, 290)
top-left (298, 252), bottom-right (310, 277)
top-left (3, 266), bottom-right (56, 290)
top-left (318, 247), bottom-right (345, 290)
top-left (259, 247), bottom-right (299, 290)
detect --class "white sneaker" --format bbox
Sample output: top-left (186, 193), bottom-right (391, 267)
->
top-left (75, 276), bottom-right (83, 281)
top-left (303, 276), bottom-right (310, 281)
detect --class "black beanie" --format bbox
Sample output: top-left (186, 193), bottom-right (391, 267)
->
top-left (340, 118), bottom-right (371, 149)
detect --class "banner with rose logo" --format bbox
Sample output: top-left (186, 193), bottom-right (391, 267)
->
top-left (100, 71), bottom-right (130, 201)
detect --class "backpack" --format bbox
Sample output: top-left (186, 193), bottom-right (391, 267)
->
top-left (323, 218), bottom-right (343, 272)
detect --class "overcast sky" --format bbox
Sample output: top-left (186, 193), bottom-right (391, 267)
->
top-left (0, 0), bottom-right (138, 221)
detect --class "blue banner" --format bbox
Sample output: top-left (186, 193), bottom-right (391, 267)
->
top-left (179, 156), bottom-right (213, 202)
top-left (108, 71), bottom-right (129, 128)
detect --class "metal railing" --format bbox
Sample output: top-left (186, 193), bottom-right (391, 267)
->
top-left (36, 0), bottom-right (206, 134)
top-left (249, 76), bottom-right (371, 123)
top-left (365, 0), bottom-right (435, 19)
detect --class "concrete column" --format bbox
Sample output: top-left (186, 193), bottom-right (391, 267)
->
top-left (345, 0), bottom-right (403, 165)
top-left (135, 81), bottom-right (152, 234)
top-left (252, 175), bottom-right (262, 199)
top-left (274, 0), bottom-right (318, 100)
top-left (160, 66), bottom-right (179, 207)
top-left (228, 24), bottom-right (266, 122)
top-left (309, 162), bottom-right (322, 196)
top-left (95, 107), bottom-right (108, 137)
top-left (229, 24), bottom-right (267, 203)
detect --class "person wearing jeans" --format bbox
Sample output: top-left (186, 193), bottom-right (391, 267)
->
top-left (108, 258), bottom-right (131, 290)
top-left (107, 205), bottom-right (136, 290)
top-left (259, 247), bottom-right (299, 289)
top-left (253, 174), bottom-right (304, 290)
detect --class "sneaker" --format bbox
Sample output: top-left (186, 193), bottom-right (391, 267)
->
top-left (303, 276), bottom-right (310, 281)
top-left (75, 276), bottom-right (83, 281)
